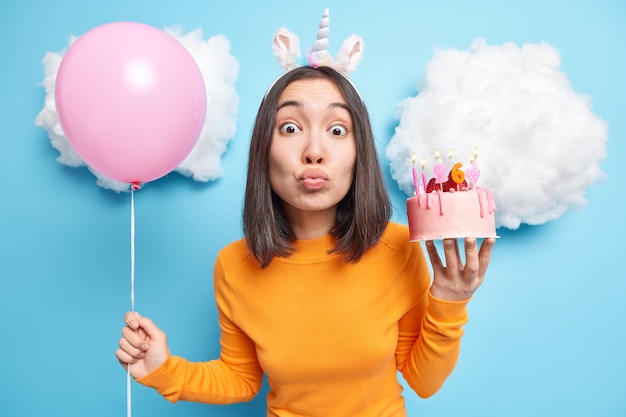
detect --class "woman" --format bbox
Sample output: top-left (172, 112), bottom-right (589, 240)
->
top-left (116, 66), bottom-right (495, 416)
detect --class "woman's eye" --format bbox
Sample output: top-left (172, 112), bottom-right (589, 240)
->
top-left (328, 124), bottom-right (347, 136)
top-left (280, 122), bottom-right (301, 134)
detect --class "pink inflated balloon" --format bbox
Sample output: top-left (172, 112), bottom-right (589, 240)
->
top-left (55, 22), bottom-right (206, 184)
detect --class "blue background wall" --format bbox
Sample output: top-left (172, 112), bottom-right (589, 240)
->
top-left (1, 1), bottom-right (624, 416)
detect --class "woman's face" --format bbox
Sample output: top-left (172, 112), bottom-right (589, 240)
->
top-left (269, 78), bottom-right (356, 224)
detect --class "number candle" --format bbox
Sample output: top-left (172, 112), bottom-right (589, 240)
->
top-left (433, 149), bottom-right (446, 191)
top-left (433, 163), bottom-right (447, 184)
top-left (451, 162), bottom-right (465, 190)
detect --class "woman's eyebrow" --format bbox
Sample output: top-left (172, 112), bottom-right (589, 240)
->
top-left (276, 100), bottom-right (300, 112)
top-left (329, 102), bottom-right (350, 113)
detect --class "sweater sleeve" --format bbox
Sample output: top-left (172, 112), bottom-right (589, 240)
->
top-left (395, 241), bottom-right (470, 398)
top-left (136, 256), bottom-right (264, 404)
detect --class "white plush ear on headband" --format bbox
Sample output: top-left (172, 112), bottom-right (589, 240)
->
top-left (272, 28), bottom-right (302, 72)
top-left (334, 35), bottom-right (363, 77)
top-left (271, 10), bottom-right (364, 78)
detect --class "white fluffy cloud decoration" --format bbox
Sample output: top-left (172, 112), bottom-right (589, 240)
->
top-left (386, 38), bottom-right (608, 230)
top-left (35, 26), bottom-right (239, 192)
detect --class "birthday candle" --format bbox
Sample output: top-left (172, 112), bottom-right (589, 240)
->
top-left (411, 153), bottom-right (420, 196)
top-left (466, 147), bottom-right (481, 188)
top-left (451, 162), bottom-right (465, 189)
top-left (433, 149), bottom-right (447, 186)
top-left (433, 163), bottom-right (447, 185)
top-left (420, 157), bottom-right (427, 192)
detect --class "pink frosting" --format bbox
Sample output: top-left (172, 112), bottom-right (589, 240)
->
top-left (406, 188), bottom-right (498, 241)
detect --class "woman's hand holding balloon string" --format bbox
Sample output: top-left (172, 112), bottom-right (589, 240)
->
top-left (116, 312), bottom-right (169, 380)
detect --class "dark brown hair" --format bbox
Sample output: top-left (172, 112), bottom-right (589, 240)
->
top-left (243, 66), bottom-right (391, 267)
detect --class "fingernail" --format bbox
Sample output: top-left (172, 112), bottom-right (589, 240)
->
top-left (141, 343), bottom-right (148, 351)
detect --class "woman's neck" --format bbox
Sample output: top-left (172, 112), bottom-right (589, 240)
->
top-left (284, 206), bottom-right (337, 240)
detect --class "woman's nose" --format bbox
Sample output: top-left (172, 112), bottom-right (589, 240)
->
top-left (305, 156), bottom-right (323, 164)
top-left (303, 133), bottom-right (325, 164)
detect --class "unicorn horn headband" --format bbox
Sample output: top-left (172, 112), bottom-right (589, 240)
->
top-left (272, 8), bottom-right (364, 78)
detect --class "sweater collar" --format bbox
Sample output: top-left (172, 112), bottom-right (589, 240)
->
top-left (282, 233), bottom-right (340, 264)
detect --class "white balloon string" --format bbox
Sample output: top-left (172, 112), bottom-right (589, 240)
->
top-left (127, 185), bottom-right (138, 417)
top-left (127, 367), bottom-right (132, 417)
top-left (131, 188), bottom-right (136, 313)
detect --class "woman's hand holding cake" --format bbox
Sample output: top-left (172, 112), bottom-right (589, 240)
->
top-left (425, 238), bottom-right (496, 301)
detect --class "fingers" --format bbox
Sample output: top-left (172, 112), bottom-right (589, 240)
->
top-left (426, 237), bottom-right (494, 301)
top-left (425, 240), bottom-right (443, 273)
top-left (121, 325), bottom-right (149, 351)
top-left (443, 238), bottom-right (462, 271)
top-left (117, 325), bottom-right (147, 365)
top-left (478, 238), bottom-right (496, 277)
top-left (124, 311), bottom-right (142, 331)
top-left (462, 238), bottom-right (479, 277)
top-left (463, 238), bottom-right (495, 276)
top-left (428, 239), bottom-right (462, 272)
top-left (116, 336), bottom-right (147, 365)
top-left (436, 238), bottom-right (491, 276)
top-left (124, 311), bottom-right (162, 340)
top-left (116, 312), bottom-right (169, 379)
top-left (118, 312), bottom-right (156, 364)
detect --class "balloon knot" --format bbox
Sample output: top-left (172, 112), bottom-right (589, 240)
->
top-left (131, 182), bottom-right (142, 191)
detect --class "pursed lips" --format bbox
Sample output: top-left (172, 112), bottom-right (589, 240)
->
top-left (299, 168), bottom-right (328, 190)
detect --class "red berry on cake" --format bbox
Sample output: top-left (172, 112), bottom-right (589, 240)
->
top-left (425, 170), bottom-right (468, 193)
top-left (426, 178), bottom-right (439, 193)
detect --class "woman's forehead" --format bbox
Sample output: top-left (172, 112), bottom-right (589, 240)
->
top-left (279, 78), bottom-right (345, 102)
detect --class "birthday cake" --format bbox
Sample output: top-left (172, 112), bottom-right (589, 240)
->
top-left (407, 150), bottom-right (498, 241)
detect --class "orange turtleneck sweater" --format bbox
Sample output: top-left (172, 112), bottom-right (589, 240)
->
top-left (138, 222), bottom-right (469, 416)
